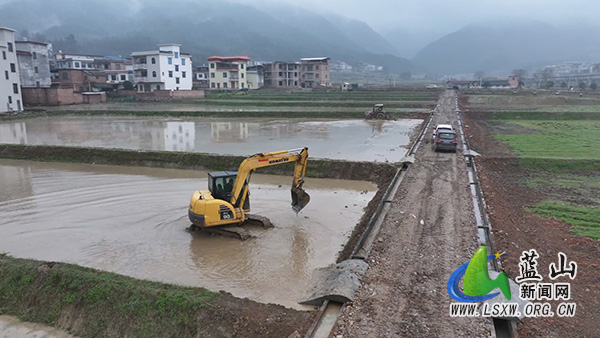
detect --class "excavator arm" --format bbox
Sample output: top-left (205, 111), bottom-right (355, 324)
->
top-left (230, 147), bottom-right (310, 214)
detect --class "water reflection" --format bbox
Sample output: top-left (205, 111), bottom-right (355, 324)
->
top-left (0, 122), bottom-right (27, 144)
top-left (0, 117), bottom-right (422, 161)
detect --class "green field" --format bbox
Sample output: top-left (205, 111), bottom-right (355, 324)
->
top-left (526, 174), bottom-right (600, 190)
top-left (483, 98), bottom-right (600, 240)
top-left (494, 120), bottom-right (600, 160)
top-left (529, 201), bottom-right (600, 240)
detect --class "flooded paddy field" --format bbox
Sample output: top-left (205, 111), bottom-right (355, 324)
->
top-left (0, 159), bottom-right (376, 309)
top-left (0, 116), bottom-right (421, 162)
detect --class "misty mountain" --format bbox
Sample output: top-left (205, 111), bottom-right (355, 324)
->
top-left (383, 27), bottom-right (446, 59)
top-left (328, 16), bottom-right (399, 56)
top-left (413, 21), bottom-right (600, 76)
top-left (0, 0), bottom-right (415, 73)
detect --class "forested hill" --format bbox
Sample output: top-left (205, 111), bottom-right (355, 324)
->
top-left (0, 0), bottom-right (416, 73)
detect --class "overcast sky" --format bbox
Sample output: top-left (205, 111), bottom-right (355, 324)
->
top-left (235, 0), bottom-right (600, 32)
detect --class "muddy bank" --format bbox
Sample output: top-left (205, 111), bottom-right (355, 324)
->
top-left (0, 256), bottom-right (313, 338)
top-left (0, 144), bottom-right (397, 186)
top-left (0, 109), bottom-right (430, 121)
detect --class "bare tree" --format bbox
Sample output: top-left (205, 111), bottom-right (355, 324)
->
top-left (474, 70), bottom-right (484, 87)
top-left (541, 68), bottom-right (554, 82)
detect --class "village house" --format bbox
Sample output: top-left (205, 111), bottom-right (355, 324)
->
top-left (192, 65), bottom-right (209, 89)
top-left (263, 61), bottom-right (300, 88)
top-left (300, 57), bottom-right (331, 88)
top-left (16, 40), bottom-right (51, 88)
top-left (0, 27), bottom-right (23, 112)
top-left (131, 44), bottom-right (193, 93)
top-left (52, 52), bottom-right (107, 92)
top-left (97, 56), bottom-right (132, 90)
top-left (246, 65), bottom-right (264, 90)
top-left (207, 56), bottom-right (249, 90)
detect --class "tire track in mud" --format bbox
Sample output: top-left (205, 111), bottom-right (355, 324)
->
top-left (333, 91), bottom-right (494, 337)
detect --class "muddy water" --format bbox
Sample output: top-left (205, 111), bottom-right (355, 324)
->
top-left (0, 159), bottom-right (376, 309)
top-left (0, 316), bottom-right (75, 338)
top-left (0, 117), bottom-right (421, 162)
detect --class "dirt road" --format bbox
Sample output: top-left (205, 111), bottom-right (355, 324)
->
top-left (333, 91), bottom-right (493, 336)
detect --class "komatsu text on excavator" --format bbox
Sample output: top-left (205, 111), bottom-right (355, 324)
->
top-left (188, 147), bottom-right (310, 229)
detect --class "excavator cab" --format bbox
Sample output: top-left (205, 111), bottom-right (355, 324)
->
top-left (208, 171), bottom-right (249, 210)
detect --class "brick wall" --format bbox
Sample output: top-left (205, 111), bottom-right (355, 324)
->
top-left (135, 90), bottom-right (205, 101)
top-left (22, 88), bottom-right (106, 106)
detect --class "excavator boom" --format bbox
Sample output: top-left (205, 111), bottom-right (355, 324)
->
top-left (188, 147), bottom-right (310, 229)
top-left (232, 147), bottom-right (310, 214)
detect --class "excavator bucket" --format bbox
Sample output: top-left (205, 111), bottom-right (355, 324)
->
top-left (291, 186), bottom-right (310, 214)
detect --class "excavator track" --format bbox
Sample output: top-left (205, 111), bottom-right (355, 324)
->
top-left (187, 213), bottom-right (273, 240)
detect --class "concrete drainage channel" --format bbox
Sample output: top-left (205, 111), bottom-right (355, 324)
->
top-left (455, 95), bottom-right (516, 338)
top-left (303, 106), bottom-right (437, 338)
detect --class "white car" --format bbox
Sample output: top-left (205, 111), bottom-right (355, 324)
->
top-left (433, 124), bottom-right (454, 139)
top-left (426, 84), bottom-right (438, 89)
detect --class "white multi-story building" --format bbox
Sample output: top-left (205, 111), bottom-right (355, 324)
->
top-left (0, 27), bottom-right (23, 112)
top-left (207, 56), bottom-right (249, 90)
top-left (131, 44), bottom-right (193, 93)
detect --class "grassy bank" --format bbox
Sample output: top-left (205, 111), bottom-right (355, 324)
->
top-left (184, 99), bottom-right (431, 108)
top-left (0, 255), bottom-right (219, 337)
top-left (203, 91), bottom-right (436, 101)
top-left (0, 144), bottom-right (397, 185)
top-left (0, 255), bottom-right (315, 338)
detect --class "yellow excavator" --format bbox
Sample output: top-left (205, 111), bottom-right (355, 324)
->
top-left (188, 147), bottom-right (310, 228)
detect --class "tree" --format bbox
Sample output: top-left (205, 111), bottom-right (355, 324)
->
top-left (123, 81), bottom-right (134, 90)
top-left (579, 81), bottom-right (587, 90)
top-left (53, 34), bottom-right (80, 53)
top-left (532, 68), bottom-right (554, 88)
top-left (545, 81), bottom-right (554, 89)
top-left (591, 82), bottom-right (598, 91)
top-left (399, 71), bottom-right (411, 80)
top-left (560, 81), bottom-right (567, 89)
top-left (512, 69), bottom-right (528, 79)
top-left (482, 81), bottom-right (491, 88)
top-left (18, 29), bottom-right (30, 40)
top-left (541, 68), bottom-right (554, 82)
